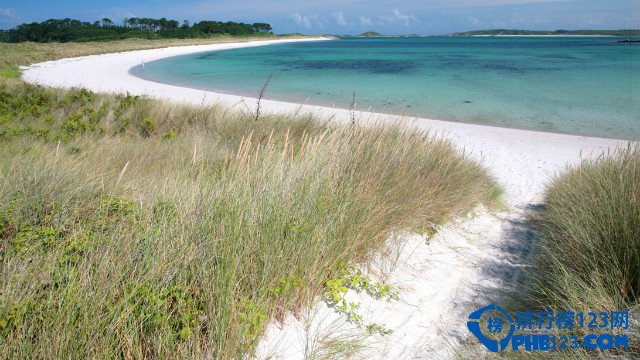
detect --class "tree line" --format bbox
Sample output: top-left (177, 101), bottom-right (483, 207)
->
top-left (1, 17), bottom-right (273, 43)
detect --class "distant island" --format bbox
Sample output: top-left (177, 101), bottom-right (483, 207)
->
top-left (451, 29), bottom-right (640, 36)
top-left (332, 29), bottom-right (640, 39)
top-left (338, 32), bottom-right (430, 38)
top-left (358, 31), bottom-right (383, 37)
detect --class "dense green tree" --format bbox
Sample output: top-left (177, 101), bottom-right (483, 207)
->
top-left (2, 17), bottom-right (273, 43)
top-left (252, 23), bottom-right (273, 33)
top-left (101, 18), bottom-right (113, 27)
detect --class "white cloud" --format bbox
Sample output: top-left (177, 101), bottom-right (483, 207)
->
top-left (0, 7), bottom-right (16, 19)
top-left (331, 10), bottom-right (349, 26)
top-left (380, 9), bottom-right (418, 27)
top-left (581, 13), bottom-right (605, 26)
top-left (358, 16), bottom-right (373, 26)
top-left (290, 12), bottom-right (312, 28)
top-left (0, 7), bottom-right (18, 26)
top-left (467, 16), bottom-right (480, 25)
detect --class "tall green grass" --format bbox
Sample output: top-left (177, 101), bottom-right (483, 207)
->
top-left (0, 79), bottom-right (501, 358)
top-left (530, 144), bottom-right (640, 311)
top-left (521, 144), bottom-right (640, 358)
top-left (455, 145), bottom-right (639, 360)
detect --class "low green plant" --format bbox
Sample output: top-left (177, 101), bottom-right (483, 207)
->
top-left (324, 264), bottom-right (398, 334)
top-left (123, 284), bottom-right (205, 341)
top-left (415, 224), bottom-right (438, 240)
top-left (0, 67), bottom-right (20, 79)
top-left (141, 116), bottom-right (157, 136)
top-left (238, 297), bottom-right (268, 351)
top-left (269, 275), bottom-right (304, 298)
top-left (366, 323), bottom-right (393, 336)
top-left (163, 129), bottom-right (177, 139)
top-left (10, 224), bottom-right (60, 254)
top-left (0, 298), bottom-right (37, 337)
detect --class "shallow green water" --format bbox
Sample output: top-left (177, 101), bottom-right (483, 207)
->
top-left (132, 37), bottom-right (640, 139)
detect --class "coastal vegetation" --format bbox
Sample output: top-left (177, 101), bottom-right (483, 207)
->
top-left (0, 17), bottom-right (273, 43)
top-left (452, 29), bottom-right (640, 36)
top-left (530, 144), bottom-right (640, 313)
top-left (521, 145), bottom-right (640, 356)
top-left (0, 41), bottom-right (501, 358)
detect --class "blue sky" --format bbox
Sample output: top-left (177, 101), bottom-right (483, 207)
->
top-left (0, 0), bottom-right (638, 34)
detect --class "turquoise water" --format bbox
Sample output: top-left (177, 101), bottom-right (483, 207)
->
top-left (132, 37), bottom-right (640, 139)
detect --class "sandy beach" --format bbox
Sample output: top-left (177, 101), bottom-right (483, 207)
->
top-left (22, 38), bottom-right (627, 358)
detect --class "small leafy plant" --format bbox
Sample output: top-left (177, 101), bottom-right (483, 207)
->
top-left (323, 264), bottom-right (398, 335)
top-left (123, 283), bottom-right (205, 341)
top-left (238, 297), bottom-right (268, 351)
top-left (415, 225), bottom-right (438, 240)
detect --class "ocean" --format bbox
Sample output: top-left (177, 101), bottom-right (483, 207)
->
top-left (132, 37), bottom-right (640, 139)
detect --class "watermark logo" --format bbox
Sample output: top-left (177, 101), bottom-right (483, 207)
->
top-left (467, 304), bottom-right (631, 352)
top-left (467, 304), bottom-right (515, 352)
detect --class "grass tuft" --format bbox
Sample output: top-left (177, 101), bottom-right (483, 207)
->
top-left (0, 67), bottom-right (20, 79)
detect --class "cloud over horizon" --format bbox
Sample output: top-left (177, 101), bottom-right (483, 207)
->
top-left (380, 9), bottom-right (418, 27)
top-left (331, 10), bottom-right (350, 26)
top-left (290, 12), bottom-right (312, 29)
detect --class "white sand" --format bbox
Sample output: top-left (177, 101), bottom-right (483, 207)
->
top-left (22, 38), bottom-right (627, 358)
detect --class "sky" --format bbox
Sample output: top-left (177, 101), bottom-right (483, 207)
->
top-left (0, 0), bottom-right (638, 34)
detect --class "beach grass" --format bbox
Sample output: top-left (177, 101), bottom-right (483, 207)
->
top-left (529, 144), bottom-right (639, 312)
top-left (505, 144), bottom-right (640, 358)
top-left (0, 74), bottom-right (501, 358)
top-left (452, 145), bottom-right (639, 359)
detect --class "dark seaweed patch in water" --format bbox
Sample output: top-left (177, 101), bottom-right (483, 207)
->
top-left (482, 63), bottom-right (528, 74)
top-left (198, 53), bottom-right (218, 60)
top-left (277, 59), bottom-right (419, 74)
top-left (437, 58), bottom-right (562, 74)
top-left (437, 59), bottom-right (472, 69)
top-left (537, 53), bottom-right (579, 60)
top-left (480, 62), bottom-right (562, 74)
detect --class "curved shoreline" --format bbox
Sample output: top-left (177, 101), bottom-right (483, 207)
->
top-left (127, 60), bottom-right (628, 142)
top-left (22, 37), bottom-right (625, 206)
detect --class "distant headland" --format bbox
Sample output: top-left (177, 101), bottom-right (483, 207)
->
top-left (450, 29), bottom-right (640, 36)
top-left (333, 29), bottom-right (640, 39)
